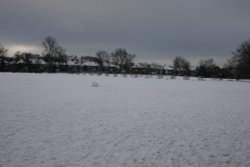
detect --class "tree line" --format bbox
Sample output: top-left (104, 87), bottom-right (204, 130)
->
top-left (0, 36), bottom-right (250, 79)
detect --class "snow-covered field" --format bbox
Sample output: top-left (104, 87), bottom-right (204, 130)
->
top-left (0, 73), bottom-right (250, 167)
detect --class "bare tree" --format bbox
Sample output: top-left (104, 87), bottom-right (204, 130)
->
top-left (96, 50), bottom-right (110, 67)
top-left (0, 44), bottom-right (8, 71)
top-left (230, 40), bottom-right (250, 78)
top-left (199, 58), bottom-right (216, 68)
top-left (196, 58), bottom-right (220, 78)
top-left (111, 48), bottom-right (135, 69)
top-left (223, 59), bottom-right (237, 78)
top-left (42, 36), bottom-right (66, 65)
top-left (172, 56), bottom-right (190, 75)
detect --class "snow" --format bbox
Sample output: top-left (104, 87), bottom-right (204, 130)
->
top-left (16, 59), bottom-right (24, 64)
top-left (31, 59), bottom-right (47, 65)
top-left (0, 73), bottom-right (250, 167)
top-left (83, 62), bottom-right (99, 66)
top-left (67, 60), bottom-right (79, 66)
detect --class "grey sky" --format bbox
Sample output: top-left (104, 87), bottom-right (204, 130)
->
top-left (0, 0), bottom-right (250, 65)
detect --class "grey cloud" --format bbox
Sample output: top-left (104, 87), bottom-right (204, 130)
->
top-left (0, 0), bottom-right (250, 65)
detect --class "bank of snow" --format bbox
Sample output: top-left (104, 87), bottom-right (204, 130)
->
top-left (0, 73), bottom-right (250, 167)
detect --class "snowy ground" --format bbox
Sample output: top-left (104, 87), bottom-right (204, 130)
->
top-left (0, 73), bottom-right (250, 167)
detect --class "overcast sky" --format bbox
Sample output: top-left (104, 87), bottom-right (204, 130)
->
top-left (1, 0), bottom-right (250, 65)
